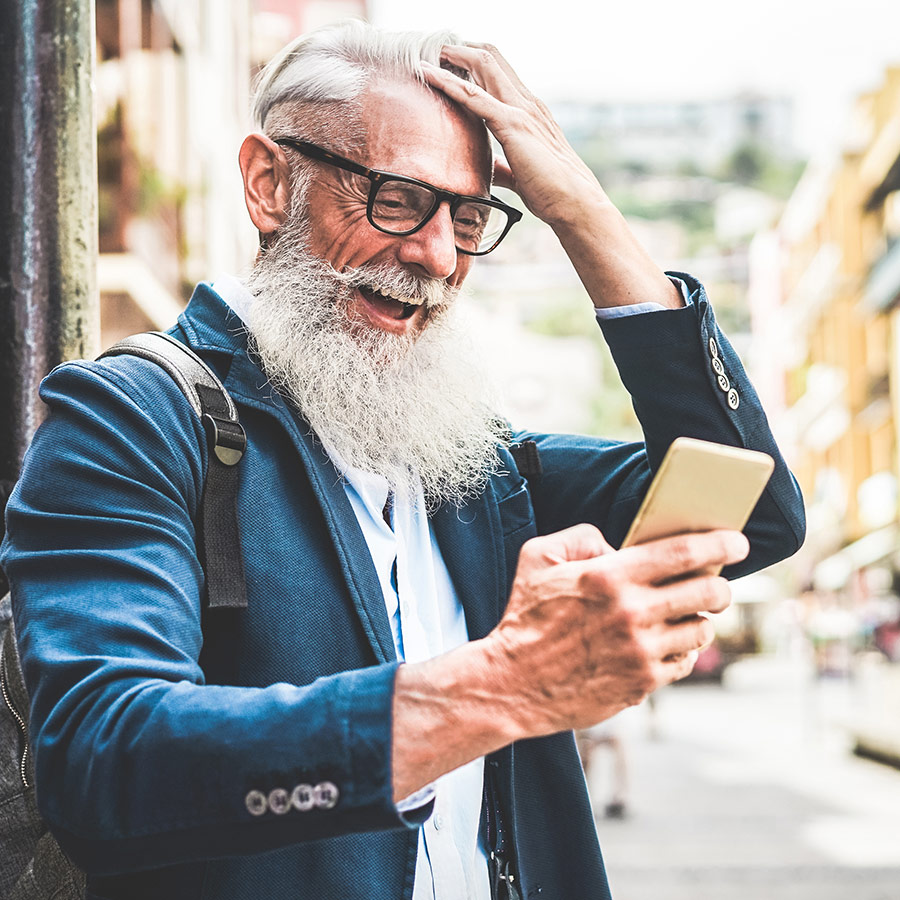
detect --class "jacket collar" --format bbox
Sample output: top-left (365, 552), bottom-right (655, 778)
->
top-left (431, 488), bottom-right (504, 643)
top-left (176, 281), bottom-right (250, 355)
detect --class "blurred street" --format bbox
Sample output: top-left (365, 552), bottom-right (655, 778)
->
top-left (587, 657), bottom-right (900, 900)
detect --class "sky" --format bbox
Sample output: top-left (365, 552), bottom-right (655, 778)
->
top-left (368, 0), bottom-right (900, 156)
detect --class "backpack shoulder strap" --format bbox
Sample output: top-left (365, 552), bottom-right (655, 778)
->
top-left (98, 331), bottom-right (247, 612)
top-left (509, 440), bottom-right (542, 484)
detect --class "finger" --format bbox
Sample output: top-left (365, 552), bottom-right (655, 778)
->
top-left (641, 574), bottom-right (732, 624)
top-left (653, 615), bottom-right (715, 660)
top-left (653, 649), bottom-right (700, 687)
top-left (619, 530), bottom-right (749, 585)
top-left (439, 44), bottom-right (522, 104)
top-left (520, 524), bottom-right (613, 567)
top-left (462, 42), bottom-right (529, 93)
top-left (420, 62), bottom-right (510, 130)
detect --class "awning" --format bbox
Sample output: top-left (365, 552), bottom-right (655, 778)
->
top-left (813, 524), bottom-right (899, 591)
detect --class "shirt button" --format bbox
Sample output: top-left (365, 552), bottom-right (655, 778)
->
top-left (268, 787), bottom-right (291, 815)
top-left (727, 388), bottom-right (740, 410)
top-left (245, 790), bottom-right (267, 816)
top-left (717, 374), bottom-right (730, 392)
top-left (711, 357), bottom-right (725, 376)
top-left (401, 601), bottom-right (411, 618)
top-left (291, 783), bottom-right (315, 812)
top-left (433, 813), bottom-right (444, 831)
top-left (708, 337), bottom-right (719, 358)
top-left (314, 781), bottom-right (340, 810)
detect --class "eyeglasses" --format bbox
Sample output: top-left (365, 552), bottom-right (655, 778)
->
top-left (273, 137), bottom-right (522, 256)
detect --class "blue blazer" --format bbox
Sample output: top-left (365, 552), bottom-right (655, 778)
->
top-left (1, 275), bottom-right (805, 900)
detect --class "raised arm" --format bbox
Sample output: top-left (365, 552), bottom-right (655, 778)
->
top-left (422, 44), bottom-right (683, 312)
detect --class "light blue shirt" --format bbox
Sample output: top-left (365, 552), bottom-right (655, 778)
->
top-left (335, 463), bottom-right (492, 900)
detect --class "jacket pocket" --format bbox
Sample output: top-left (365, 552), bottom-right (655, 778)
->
top-left (497, 483), bottom-right (536, 541)
top-left (497, 484), bottom-right (537, 598)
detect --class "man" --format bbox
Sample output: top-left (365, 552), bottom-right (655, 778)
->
top-left (1, 21), bottom-right (805, 900)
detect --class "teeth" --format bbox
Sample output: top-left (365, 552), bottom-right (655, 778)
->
top-left (363, 284), bottom-right (424, 306)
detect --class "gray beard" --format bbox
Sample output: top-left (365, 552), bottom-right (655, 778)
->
top-left (242, 222), bottom-right (508, 508)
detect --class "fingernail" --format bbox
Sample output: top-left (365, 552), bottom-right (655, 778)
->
top-left (728, 532), bottom-right (750, 558)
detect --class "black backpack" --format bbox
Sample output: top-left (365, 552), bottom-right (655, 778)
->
top-left (0, 332), bottom-right (247, 899)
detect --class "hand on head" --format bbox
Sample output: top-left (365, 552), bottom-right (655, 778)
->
top-left (421, 44), bottom-right (604, 227)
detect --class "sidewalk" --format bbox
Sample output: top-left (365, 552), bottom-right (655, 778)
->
top-left (587, 658), bottom-right (900, 900)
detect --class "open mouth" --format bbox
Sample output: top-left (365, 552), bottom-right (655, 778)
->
top-left (358, 285), bottom-right (419, 320)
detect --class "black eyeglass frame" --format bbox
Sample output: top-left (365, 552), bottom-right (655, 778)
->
top-left (273, 137), bottom-right (522, 256)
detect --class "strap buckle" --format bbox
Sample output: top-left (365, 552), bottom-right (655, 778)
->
top-left (201, 413), bottom-right (247, 466)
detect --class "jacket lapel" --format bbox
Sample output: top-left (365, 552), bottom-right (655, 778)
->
top-left (431, 482), bottom-right (505, 643)
top-left (261, 389), bottom-right (397, 664)
top-left (285, 414), bottom-right (399, 664)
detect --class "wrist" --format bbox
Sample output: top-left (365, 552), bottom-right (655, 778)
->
top-left (542, 184), bottom-right (615, 233)
top-left (549, 197), bottom-right (683, 310)
top-left (390, 638), bottom-right (523, 801)
top-left (479, 626), bottom-right (574, 738)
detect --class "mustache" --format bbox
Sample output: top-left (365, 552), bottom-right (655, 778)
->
top-left (333, 261), bottom-right (458, 311)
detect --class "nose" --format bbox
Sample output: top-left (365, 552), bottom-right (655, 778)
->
top-left (395, 202), bottom-right (458, 280)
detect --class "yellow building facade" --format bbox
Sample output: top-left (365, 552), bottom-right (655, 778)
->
top-left (779, 67), bottom-right (900, 583)
top-left (776, 67), bottom-right (900, 763)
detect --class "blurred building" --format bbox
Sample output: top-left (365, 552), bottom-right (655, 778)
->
top-left (763, 66), bottom-right (900, 764)
top-left (254, 0), bottom-right (366, 61)
top-left (95, 0), bottom-right (255, 346)
top-left (554, 94), bottom-right (795, 170)
top-left (95, 0), bottom-right (366, 349)
top-left (774, 67), bottom-right (900, 590)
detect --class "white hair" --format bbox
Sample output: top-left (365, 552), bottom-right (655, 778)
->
top-left (251, 19), bottom-right (465, 131)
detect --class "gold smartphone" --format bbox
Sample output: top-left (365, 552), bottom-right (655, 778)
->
top-left (621, 438), bottom-right (775, 571)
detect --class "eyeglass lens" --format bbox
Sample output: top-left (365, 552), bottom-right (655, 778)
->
top-left (371, 180), bottom-right (509, 253)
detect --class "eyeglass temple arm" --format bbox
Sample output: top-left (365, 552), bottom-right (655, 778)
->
top-left (273, 138), bottom-right (376, 180)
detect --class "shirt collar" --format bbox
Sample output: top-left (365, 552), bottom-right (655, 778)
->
top-left (210, 273), bottom-right (254, 322)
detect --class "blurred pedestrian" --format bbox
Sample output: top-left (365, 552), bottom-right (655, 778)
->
top-left (578, 717), bottom-right (630, 819)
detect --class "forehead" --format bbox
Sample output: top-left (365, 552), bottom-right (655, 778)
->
top-left (359, 79), bottom-right (491, 197)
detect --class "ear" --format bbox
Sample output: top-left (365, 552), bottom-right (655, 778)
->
top-left (239, 133), bottom-right (292, 238)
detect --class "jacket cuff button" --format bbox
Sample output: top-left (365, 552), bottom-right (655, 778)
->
top-left (314, 781), bottom-right (339, 809)
top-left (245, 790), bottom-right (267, 816)
top-left (291, 783), bottom-right (315, 811)
top-left (268, 787), bottom-right (291, 815)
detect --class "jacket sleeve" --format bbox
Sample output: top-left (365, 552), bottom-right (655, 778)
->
top-left (514, 273), bottom-right (805, 578)
top-left (0, 358), bottom-right (410, 876)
